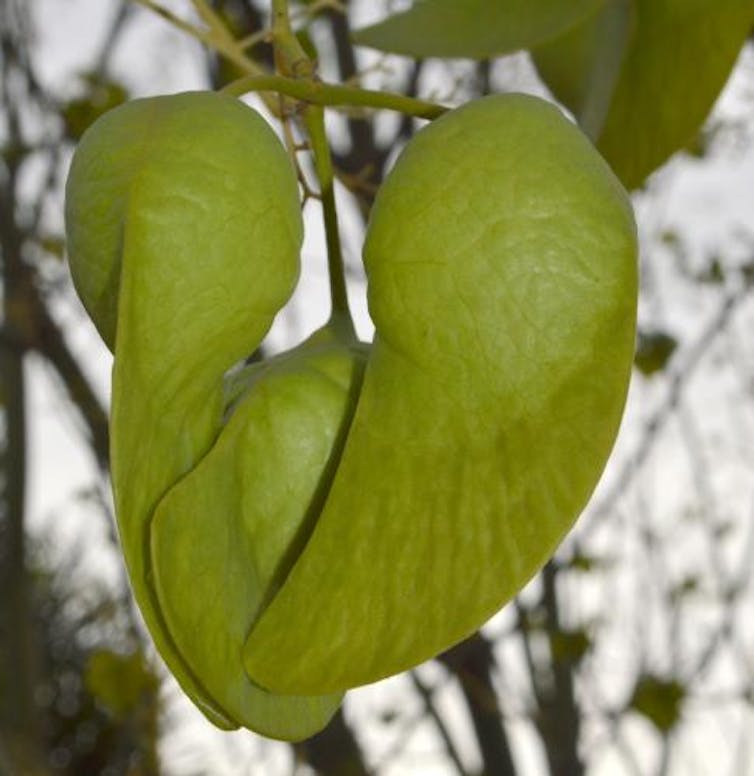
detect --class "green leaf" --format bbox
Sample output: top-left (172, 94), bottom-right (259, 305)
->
top-left (670, 575), bottom-right (700, 601)
top-left (533, 0), bottom-right (635, 139)
top-left (568, 551), bottom-right (611, 573)
top-left (39, 234), bottom-right (66, 260)
top-left (85, 649), bottom-right (157, 718)
top-left (62, 73), bottom-right (129, 141)
top-left (151, 332), bottom-right (363, 740)
top-left (630, 675), bottom-right (686, 732)
top-left (550, 628), bottom-right (592, 664)
top-left (534, 0), bottom-right (754, 188)
top-left (697, 256), bottom-right (725, 285)
top-left (65, 92), bottom-right (340, 739)
top-left (242, 94), bottom-right (637, 695)
top-left (634, 329), bottom-right (678, 376)
top-left (66, 92), bottom-right (637, 740)
top-left (352, 0), bottom-right (604, 59)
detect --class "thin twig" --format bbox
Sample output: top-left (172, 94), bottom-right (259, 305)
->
top-left (222, 73), bottom-right (448, 119)
top-left (408, 671), bottom-right (468, 776)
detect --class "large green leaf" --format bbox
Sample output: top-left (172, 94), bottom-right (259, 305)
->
top-left (151, 333), bottom-right (364, 740)
top-left (532, 0), bottom-right (635, 140)
top-left (85, 649), bottom-right (157, 719)
top-left (66, 91), bottom-right (637, 739)
top-left (535, 0), bottom-right (754, 188)
top-left (65, 92), bottom-right (341, 738)
top-left (242, 94), bottom-right (637, 694)
top-left (352, 0), bottom-right (604, 59)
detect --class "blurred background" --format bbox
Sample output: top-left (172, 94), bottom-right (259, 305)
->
top-left (1, 1), bottom-right (754, 774)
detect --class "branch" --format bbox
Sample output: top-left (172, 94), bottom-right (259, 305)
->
top-left (298, 708), bottom-right (371, 776)
top-left (222, 73), bottom-right (447, 120)
top-left (0, 44), bottom-right (47, 771)
top-left (32, 291), bottom-right (110, 470)
top-left (0, 240), bottom-right (109, 469)
top-left (438, 633), bottom-right (518, 776)
top-left (325, 5), bottom-right (377, 168)
top-left (535, 562), bottom-right (584, 776)
top-left (582, 288), bottom-right (747, 542)
top-left (133, 0), bottom-right (270, 83)
top-left (409, 671), bottom-right (468, 775)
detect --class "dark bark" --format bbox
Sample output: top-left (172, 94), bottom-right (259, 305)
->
top-left (0, 74), bottom-right (48, 774)
top-left (30, 288), bottom-right (110, 470)
top-left (533, 562), bottom-right (584, 776)
top-left (325, 5), bottom-right (422, 215)
top-left (298, 709), bottom-right (371, 776)
top-left (439, 634), bottom-right (517, 776)
top-left (409, 671), bottom-right (468, 775)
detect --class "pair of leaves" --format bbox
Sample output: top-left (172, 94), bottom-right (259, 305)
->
top-left (356, 0), bottom-right (754, 188)
top-left (65, 91), bottom-right (637, 739)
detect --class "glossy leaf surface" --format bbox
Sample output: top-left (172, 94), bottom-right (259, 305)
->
top-left (352, 0), bottom-right (603, 59)
top-left (535, 0), bottom-right (754, 188)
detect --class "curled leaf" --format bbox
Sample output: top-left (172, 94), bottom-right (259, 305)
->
top-left (535, 0), bottom-right (754, 188)
top-left (66, 92), bottom-right (637, 738)
top-left (66, 92), bottom-right (341, 738)
top-left (243, 94), bottom-right (637, 695)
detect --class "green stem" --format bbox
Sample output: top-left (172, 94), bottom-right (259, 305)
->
top-left (271, 0), bottom-right (313, 76)
top-left (271, 0), bottom-right (289, 22)
top-left (146, 0), bottom-right (438, 335)
top-left (134, 0), bottom-right (267, 78)
top-left (304, 105), bottom-right (354, 336)
top-left (223, 73), bottom-right (448, 120)
top-left (269, 0), bottom-right (354, 335)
